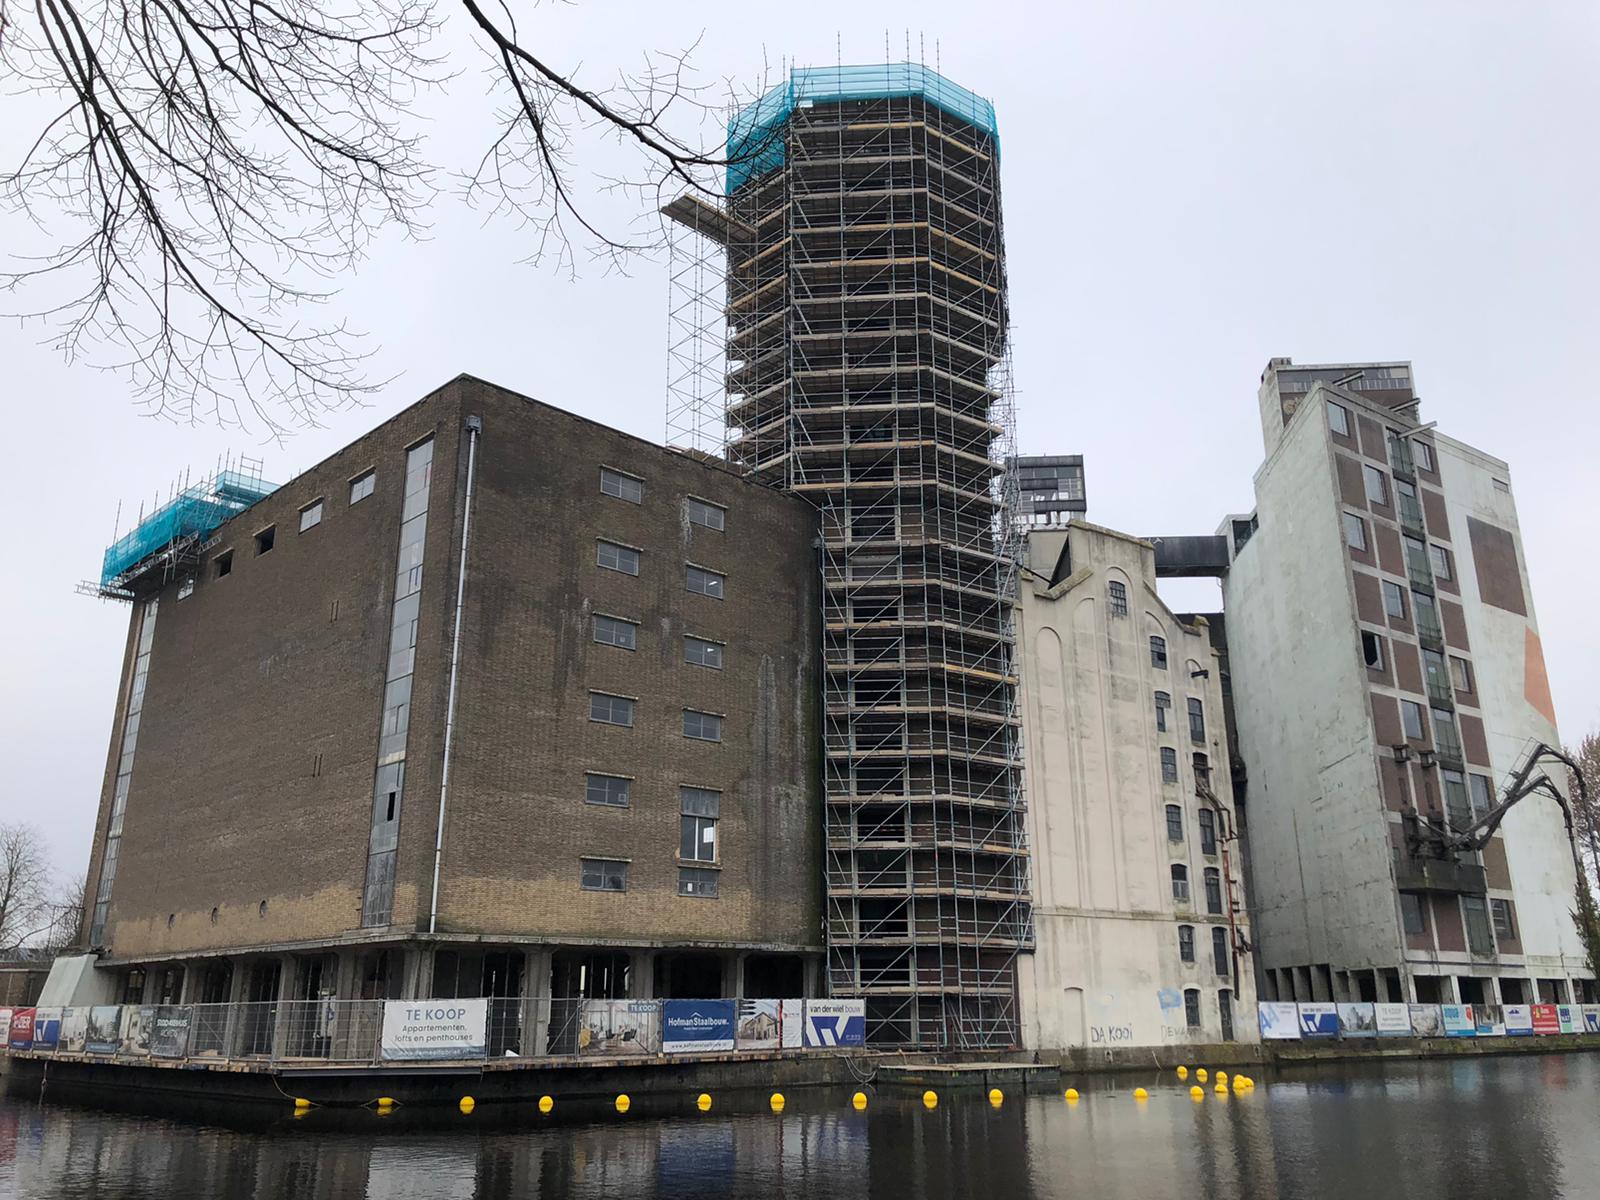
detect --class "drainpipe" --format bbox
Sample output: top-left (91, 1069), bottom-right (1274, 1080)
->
top-left (429, 415), bottom-right (482, 935)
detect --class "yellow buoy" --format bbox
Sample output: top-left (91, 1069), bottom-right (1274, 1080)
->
top-left (293, 1097), bottom-right (312, 1110)
top-left (1176, 1065), bottom-right (1189, 1080)
top-left (376, 1097), bottom-right (396, 1108)
top-left (697, 1093), bottom-right (713, 1112)
top-left (615, 1094), bottom-right (631, 1114)
top-left (922, 1090), bottom-right (939, 1109)
top-left (852, 1091), bottom-right (868, 1110)
top-left (458, 1096), bottom-right (475, 1114)
top-left (1214, 1082), bottom-right (1228, 1095)
top-left (988, 1088), bottom-right (1004, 1106)
top-left (1064, 1088), bottom-right (1079, 1102)
top-left (1216, 1071), bottom-right (1228, 1085)
top-left (770, 1092), bottom-right (785, 1112)
top-left (1190, 1085), bottom-right (1205, 1100)
top-left (1196, 1068), bottom-right (1208, 1083)
top-left (1133, 1087), bottom-right (1149, 1101)
top-left (538, 1095), bottom-right (554, 1114)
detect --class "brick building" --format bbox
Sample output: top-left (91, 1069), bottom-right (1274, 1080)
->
top-left (76, 376), bottom-right (822, 1016)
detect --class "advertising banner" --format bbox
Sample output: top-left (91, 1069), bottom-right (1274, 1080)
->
top-left (1556, 1004), bottom-right (1579, 1034)
top-left (1409, 1004), bottom-right (1444, 1038)
top-left (7, 1008), bottom-right (34, 1050)
top-left (379, 999), bottom-right (487, 1061)
top-left (1337, 1002), bottom-right (1378, 1039)
top-left (735, 999), bottom-right (781, 1051)
top-left (780, 999), bottom-right (804, 1049)
top-left (1531, 1004), bottom-right (1560, 1035)
top-left (1256, 1001), bottom-right (1300, 1039)
top-left (662, 1000), bottom-right (735, 1053)
top-left (0, 1009), bottom-right (11, 1046)
top-left (804, 999), bottom-right (867, 1048)
top-left (1374, 1003), bottom-right (1413, 1036)
top-left (1441, 1004), bottom-right (1476, 1037)
top-left (575, 1000), bottom-right (660, 1057)
top-left (1582, 1005), bottom-right (1600, 1034)
top-left (31, 1007), bottom-right (61, 1051)
top-left (1298, 1002), bottom-right (1338, 1038)
top-left (1504, 1004), bottom-right (1534, 1035)
top-left (85, 1006), bottom-right (124, 1054)
top-left (149, 1006), bottom-right (193, 1058)
top-left (119, 1005), bottom-right (155, 1056)
top-left (1474, 1004), bottom-right (1506, 1036)
top-left (59, 1007), bottom-right (88, 1053)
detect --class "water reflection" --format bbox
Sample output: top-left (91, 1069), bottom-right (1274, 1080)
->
top-left (3, 1055), bottom-right (1599, 1199)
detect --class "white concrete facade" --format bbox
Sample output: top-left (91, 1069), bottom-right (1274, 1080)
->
top-left (1017, 522), bottom-right (1257, 1049)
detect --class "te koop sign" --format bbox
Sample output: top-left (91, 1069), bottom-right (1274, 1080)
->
top-left (380, 999), bottom-right (488, 1061)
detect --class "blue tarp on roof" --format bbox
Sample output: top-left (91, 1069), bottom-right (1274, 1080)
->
top-left (726, 63), bottom-right (999, 194)
top-left (100, 470), bottom-right (276, 587)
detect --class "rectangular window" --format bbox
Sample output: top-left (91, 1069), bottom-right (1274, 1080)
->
top-left (1326, 400), bottom-right (1350, 435)
top-left (349, 471), bottom-right (376, 505)
top-left (589, 692), bottom-right (635, 727)
top-left (1449, 655), bottom-right (1473, 693)
top-left (299, 500), bottom-right (324, 532)
top-left (1178, 926), bottom-right (1195, 963)
top-left (1205, 868), bottom-right (1223, 915)
top-left (1343, 512), bottom-right (1367, 551)
top-left (214, 550), bottom-right (233, 578)
top-left (585, 773), bottom-right (631, 807)
top-left (1161, 747), bottom-right (1178, 784)
top-left (1361, 630), bottom-right (1384, 670)
top-left (1213, 926), bottom-right (1229, 976)
top-left (686, 565), bottom-right (725, 598)
top-left (1188, 697), bottom-right (1206, 745)
top-left (1400, 893), bottom-right (1426, 936)
top-left (596, 541), bottom-right (641, 576)
top-left (254, 526), bottom-right (275, 556)
top-left (1108, 580), bottom-right (1128, 617)
top-left (177, 576), bottom-right (195, 600)
top-left (1401, 700), bottom-right (1425, 741)
top-left (1363, 464), bottom-right (1389, 506)
top-left (1150, 636), bottom-right (1168, 669)
top-left (1199, 809), bottom-right (1217, 856)
top-left (1185, 989), bottom-right (1201, 1029)
top-left (686, 497), bottom-right (726, 531)
top-left (1415, 441), bottom-right (1435, 472)
top-left (1383, 580), bottom-right (1407, 619)
top-left (684, 636), bottom-right (724, 669)
top-left (1155, 691), bottom-right (1171, 733)
top-left (593, 614), bottom-right (637, 650)
top-left (1469, 773), bottom-right (1494, 818)
top-left (1491, 898), bottom-right (1516, 941)
top-left (680, 786), bottom-right (720, 862)
top-left (599, 467), bottom-right (643, 504)
top-left (1166, 804), bottom-right (1184, 842)
top-left (1429, 544), bottom-right (1453, 580)
top-left (680, 866), bottom-right (720, 897)
top-left (1463, 895), bottom-right (1494, 955)
top-left (683, 710), bottom-right (723, 742)
top-left (580, 858), bottom-right (628, 892)
top-left (1171, 865), bottom-right (1189, 903)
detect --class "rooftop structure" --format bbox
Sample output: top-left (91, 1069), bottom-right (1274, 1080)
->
top-left (1010, 455), bottom-right (1087, 525)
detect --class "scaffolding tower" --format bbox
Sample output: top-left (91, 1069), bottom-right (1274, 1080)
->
top-left (666, 64), bottom-right (1030, 1048)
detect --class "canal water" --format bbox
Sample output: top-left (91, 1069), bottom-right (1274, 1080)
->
top-left (3, 1054), bottom-right (1599, 1199)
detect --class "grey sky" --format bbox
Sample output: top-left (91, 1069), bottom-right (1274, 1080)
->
top-left (4, 2), bottom-right (1598, 883)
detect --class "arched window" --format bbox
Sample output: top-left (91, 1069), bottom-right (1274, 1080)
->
top-left (1188, 696), bottom-right (1206, 743)
top-left (1161, 747), bottom-right (1179, 783)
top-left (1213, 926), bottom-right (1230, 976)
top-left (1178, 925), bottom-right (1196, 963)
top-left (1108, 580), bottom-right (1128, 617)
top-left (1204, 867), bottom-right (1222, 914)
top-left (1199, 809), bottom-right (1217, 856)
top-left (1170, 864), bottom-right (1190, 903)
top-left (1185, 989), bottom-right (1202, 1029)
top-left (1154, 691), bottom-right (1171, 732)
top-left (1150, 635), bottom-right (1168, 669)
top-left (1165, 804), bottom-right (1184, 842)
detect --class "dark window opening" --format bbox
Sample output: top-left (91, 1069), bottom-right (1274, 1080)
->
top-left (254, 526), bottom-right (275, 555)
top-left (215, 551), bottom-right (233, 578)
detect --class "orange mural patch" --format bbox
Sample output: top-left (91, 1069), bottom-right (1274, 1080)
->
top-left (1524, 627), bottom-right (1557, 727)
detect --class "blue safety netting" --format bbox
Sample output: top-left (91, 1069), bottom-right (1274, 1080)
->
top-left (101, 470), bottom-right (277, 587)
top-left (726, 63), bottom-right (1000, 194)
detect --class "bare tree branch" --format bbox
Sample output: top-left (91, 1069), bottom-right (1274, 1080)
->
top-left (0, 821), bottom-right (52, 948)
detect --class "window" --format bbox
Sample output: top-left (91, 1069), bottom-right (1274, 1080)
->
top-left (1199, 808), bottom-right (1217, 856)
top-left (686, 565), bottom-right (725, 599)
top-left (1383, 581), bottom-right (1407, 619)
top-left (1449, 655), bottom-right (1473, 693)
top-left (1155, 691), bottom-right (1171, 733)
top-left (683, 710), bottom-right (723, 742)
top-left (585, 773), bottom-right (631, 807)
top-left (596, 540), bottom-right (641, 576)
top-left (215, 550), bottom-right (233, 578)
top-left (1463, 895), bottom-right (1494, 955)
top-left (1400, 893), bottom-right (1426, 936)
top-left (299, 500), bottom-right (324, 532)
top-left (684, 636), bottom-right (724, 669)
top-left (1161, 747), bottom-right (1178, 784)
top-left (1185, 989), bottom-right (1201, 1029)
top-left (349, 471), bottom-right (375, 505)
top-left (1150, 636), bottom-right (1168, 669)
top-left (1188, 697), bottom-right (1205, 745)
top-left (254, 526), bottom-right (275, 556)
top-left (1442, 768), bottom-right (1471, 831)
top-left (1401, 700), bottom-right (1425, 741)
top-left (686, 497), bottom-right (726, 531)
top-left (599, 467), bottom-right (643, 503)
top-left (1171, 864), bottom-right (1190, 903)
top-left (593, 614), bottom-right (637, 650)
top-left (1469, 773), bottom-right (1494, 818)
top-left (177, 576), bottom-right (195, 600)
top-left (1492, 477), bottom-right (1510, 493)
top-left (580, 858), bottom-right (628, 892)
top-left (1108, 580), bottom-right (1128, 617)
top-left (1491, 898), bottom-right (1516, 941)
top-left (1429, 544), bottom-right (1452, 581)
top-left (1343, 512), bottom-right (1367, 551)
top-left (1415, 441), bottom-right (1435, 472)
top-left (1326, 400), bottom-right (1350, 436)
top-left (680, 786), bottom-right (720, 862)
top-left (589, 692), bottom-right (634, 727)
top-left (1212, 926), bottom-right (1229, 976)
top-left (1204, 867), bottom-right (1223, 915)
top-left (1166, 804), bottom-right (1184, 842)
top-left (1178, 925), bottom-right (1195, 963)
top-left (680, 866), bottom-right (720, 898)
top-left (1361, 630), bottom-right (1384, 670)
top-left (1363, 464), bottom-right (1389, 506)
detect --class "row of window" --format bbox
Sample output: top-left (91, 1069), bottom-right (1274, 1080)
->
top-left (588, 693), bottom-right (724, 741)
top-left (1401, 893), bottom-right (1516, 943)
top-left (1327, 399), bottom-right (1435, 473)
top-left (1165, 804), bottom-right (1219, 855)
top-left (1170, 864), bottom-right (1226, 913)
top-left (1343, 512), bottom-right (1453, 581)
top-left (1154, 694), bottom-right (1206, 744)
top-left (1181, 987), bottom-right (1234, 1032)
top-left (600, 466), bottom-right (727, 532)
top-left (598, 540), bottom-right (726, 599)
top-left (1177, 923), bottom-right (1233, 976)
top-left (594, 613), bottom-right (724, 668)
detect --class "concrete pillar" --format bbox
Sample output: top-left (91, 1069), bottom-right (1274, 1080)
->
top-left (221, 959), bottom-right (249, 1057)
top-left (628, 950), bottom-right (655, 999)
top-left (803, 955), bottom-right (823, 999)
top-left (720, 952), bottom-right (742, 1000)
top-left (521, 947), bottom-right (552, 1057)
top-left (269, 954), bottom-right (297, 1058)
top-left (402, 945), bottom-right (433, 1000)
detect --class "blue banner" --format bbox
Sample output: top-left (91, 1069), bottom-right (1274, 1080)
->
top-left (1441, 1004), bottom-right (1476, 1037)
top-left (803, 1000), bottom-right (866, 1047)
top-left (661, 1000), bottom-right (735, 1053)
top-left (1298, 1002), bottom-right (1338, 1038)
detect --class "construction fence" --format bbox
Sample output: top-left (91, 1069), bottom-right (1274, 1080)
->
top-left (1258, 1000), bottom-right (1600, 1040)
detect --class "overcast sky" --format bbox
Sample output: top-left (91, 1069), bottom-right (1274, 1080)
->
top-left (4, 2), bottom-right (1598, 882)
